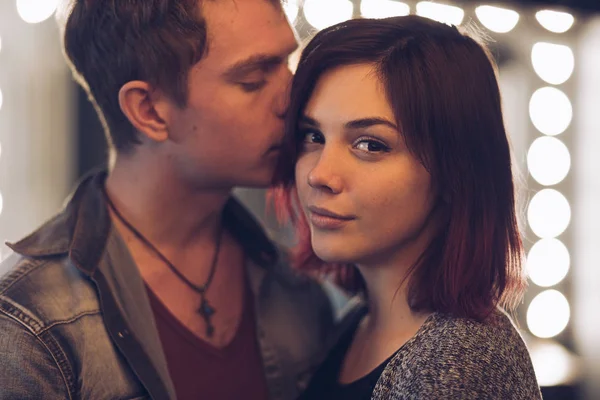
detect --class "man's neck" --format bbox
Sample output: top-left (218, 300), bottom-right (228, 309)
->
top-left (105, 153), bottom-right (231, 251)
top-left (105, 152), bottom-right (250, 347)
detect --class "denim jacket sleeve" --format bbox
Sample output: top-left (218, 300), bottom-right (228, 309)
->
top-left (0, 313), bottom-right (70, 399)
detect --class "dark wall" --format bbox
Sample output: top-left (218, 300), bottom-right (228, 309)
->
top-left (76, 85), bottom-right (108, 178)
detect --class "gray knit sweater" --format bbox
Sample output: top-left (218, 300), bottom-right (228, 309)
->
top-left (371, 310), bottom-right (542, 399)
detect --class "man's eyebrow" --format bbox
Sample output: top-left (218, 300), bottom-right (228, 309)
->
top-left (223, 54), bottom-right (283, 80)
top-left (223, 44), bottom-right (299, 80)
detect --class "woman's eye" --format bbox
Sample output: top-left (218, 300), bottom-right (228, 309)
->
top-left (302, 130), bottom-right (325, 145)
top-left (355, 140), bottom-right (390, 153)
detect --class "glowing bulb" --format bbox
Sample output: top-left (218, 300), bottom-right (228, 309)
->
top-left (416, 2), bottom-right (464, 26)
top-left (530, 340), bottom-right (577, 386)
top-left (527, 136), bottom-right (570, 186)
top-left (16, 0), bottom-right (61, 24)
top-left (527, 238), bottom-right (570, 287)
top-left (529, 87), bottom-right (572, 136)
top-left (303, 0), bottom-right (354, 31)
top-left (475, 5), bottom-right (519, 33)
top-left (361, 0), bottom-right (410, 19)
top-left (527, 290), bottom-right (570, 338)
top-left (527, 189), bottom-right (570, 239)
top-left (532, 42), bottom-right (574, 85)
top-left (536, 10), bottom-right (575, 34)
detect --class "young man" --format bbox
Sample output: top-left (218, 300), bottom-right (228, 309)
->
top-left (0, 1), bottom-right (361, 399)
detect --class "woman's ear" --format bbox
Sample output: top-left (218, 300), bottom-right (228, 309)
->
top-left (118, 81), bottom-right (169, 143)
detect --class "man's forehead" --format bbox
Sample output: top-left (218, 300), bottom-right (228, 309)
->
top-left (202, 0), bottom-right (296, 64)
top-left (203, 0), bottom-right (285, 34)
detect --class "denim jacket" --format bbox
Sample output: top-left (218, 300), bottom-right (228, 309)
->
top-left (0, 172), bottom-right (363, 400)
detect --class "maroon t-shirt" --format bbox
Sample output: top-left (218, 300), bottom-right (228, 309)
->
top-left (147, 286), bottom-right (270, 400)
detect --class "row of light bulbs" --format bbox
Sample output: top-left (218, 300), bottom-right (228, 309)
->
top-left (525, 32), bottom-right (573, 345)
top-left (12, 0), bottom-right (577, 36)
top-left (525, 88), bottom-right (573, 339)
top-left (520, 3), bottom-right (574, 342)
top-left (283, 0), bottom-right (574, 35)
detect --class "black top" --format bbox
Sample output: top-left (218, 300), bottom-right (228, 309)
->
top-left (298, 315), bottom-right (395, 400)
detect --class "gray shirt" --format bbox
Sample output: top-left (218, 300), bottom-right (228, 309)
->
top-left (373, 310), bottom-right (542, 399)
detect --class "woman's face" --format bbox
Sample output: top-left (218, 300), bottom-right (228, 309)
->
top-left (295, 64), bottom-right (439, 268)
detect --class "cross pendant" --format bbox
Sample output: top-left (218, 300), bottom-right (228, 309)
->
top-left (198, 297), bottom-right (216, 337)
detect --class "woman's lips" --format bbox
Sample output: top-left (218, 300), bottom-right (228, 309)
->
top-left (307, 206), bottom-right (356, 229)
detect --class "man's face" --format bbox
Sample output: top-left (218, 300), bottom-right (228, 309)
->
top-left (164, 0), bottom-right (297, 189)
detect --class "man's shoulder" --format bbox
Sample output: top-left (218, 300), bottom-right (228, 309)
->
top-left (0, 252), bottom-right (149, 400)
top-left (0, 251), bottom-right (100, 334)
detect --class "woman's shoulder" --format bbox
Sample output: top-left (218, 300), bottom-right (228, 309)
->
top-left (422, 308), bottom-right (526, 349)
top-left (373, 309), bottom-right (542, 399)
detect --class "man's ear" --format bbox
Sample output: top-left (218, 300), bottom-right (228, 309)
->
top-left (118, 81), bottom-right (169, 143)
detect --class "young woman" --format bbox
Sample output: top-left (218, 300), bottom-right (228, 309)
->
top-left (273, 15), bottom-right (541, 400)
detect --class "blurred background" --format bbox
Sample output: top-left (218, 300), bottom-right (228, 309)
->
top-left (0, 0), bottom-right (599, 398)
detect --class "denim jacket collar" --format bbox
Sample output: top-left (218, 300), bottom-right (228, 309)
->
top-left (8, 170), bottom-right (281, 275)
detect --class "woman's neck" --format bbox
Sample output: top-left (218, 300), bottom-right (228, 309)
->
top-left (358, 261), bottom-right (428, 336)
top-left (338, 258), bottom-right (432, 384)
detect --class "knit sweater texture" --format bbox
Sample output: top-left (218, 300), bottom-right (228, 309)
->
top-left (371, 309), bottom-right (542, 399)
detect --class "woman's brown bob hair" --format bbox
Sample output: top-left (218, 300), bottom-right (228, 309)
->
top-left (272, 15), bottom-right (526, 321)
